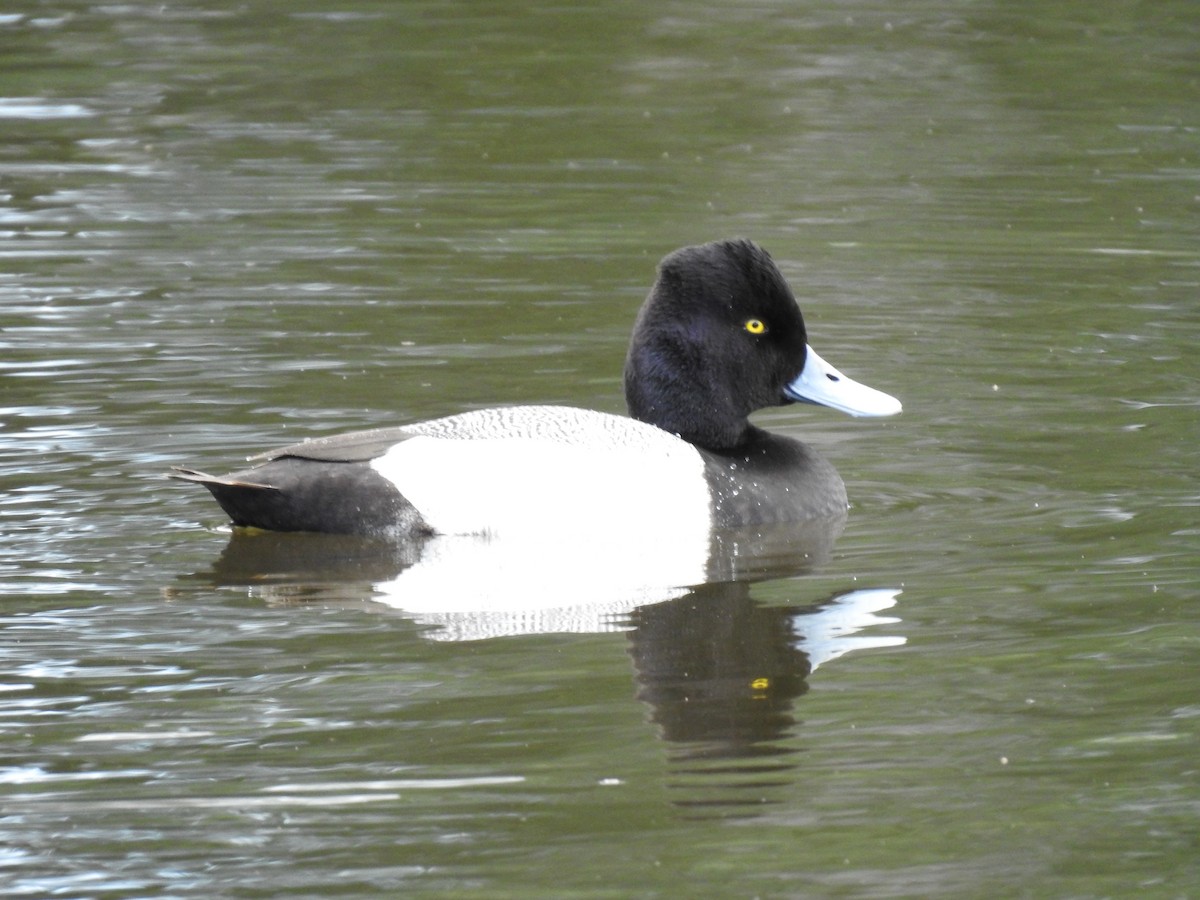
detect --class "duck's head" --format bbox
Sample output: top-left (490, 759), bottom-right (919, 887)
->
top-left (624, 239), bottom-right (901, 450)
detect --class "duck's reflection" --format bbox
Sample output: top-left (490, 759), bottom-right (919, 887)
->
top-left (628, 581), bottom-right (901, 817)
top-left (197, 517), bottom-right (849, 639)
top-left (190, 526), bottom-right (902, 817)
top-left (629, 582), bottom-right (812, 758)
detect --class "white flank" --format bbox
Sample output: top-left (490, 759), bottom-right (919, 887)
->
top-left (371, 406), bottom-right (712, 539)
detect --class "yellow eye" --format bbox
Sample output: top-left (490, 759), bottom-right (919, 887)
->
top-left (744, 318), bottom-right (766, 335)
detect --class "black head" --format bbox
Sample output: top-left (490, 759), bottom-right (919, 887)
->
top-left (624, 239), bottom-right (810, 450)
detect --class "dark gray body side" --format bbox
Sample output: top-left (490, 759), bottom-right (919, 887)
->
top-left (172, 427), bottom-right (429, 538)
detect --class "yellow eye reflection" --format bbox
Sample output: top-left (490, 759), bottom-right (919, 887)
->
top-left (744, 318), bottom-right (767, 335)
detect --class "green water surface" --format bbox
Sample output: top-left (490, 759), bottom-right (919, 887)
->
top-left (2, 1), bottom-right (1197, 897)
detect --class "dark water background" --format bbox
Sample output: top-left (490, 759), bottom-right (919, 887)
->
top-left (2, 1), bottom-right (1198, 897)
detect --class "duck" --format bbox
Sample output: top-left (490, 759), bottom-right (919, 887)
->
top-left (171, 239), bottom-right (900, 540)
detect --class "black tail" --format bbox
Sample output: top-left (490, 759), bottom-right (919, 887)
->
top-left (170, 460), bottom-right (424, 538)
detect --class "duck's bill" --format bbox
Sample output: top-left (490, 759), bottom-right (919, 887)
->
top-left (785, 345), bottom-right (902, 417)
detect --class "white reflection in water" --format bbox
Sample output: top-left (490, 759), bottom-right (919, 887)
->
top-left (795, 587), bottom-right (906, 671)
top-left (0, 98), bottom-right (93, 119)
top-left (368, 531), bottom-right (699, 640)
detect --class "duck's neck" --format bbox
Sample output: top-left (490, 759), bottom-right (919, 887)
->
top-left (623, 343), bottom-right (750, 451)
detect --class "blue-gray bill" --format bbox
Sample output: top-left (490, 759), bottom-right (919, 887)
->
top-left (785, 345), bottom-right (903, 418)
